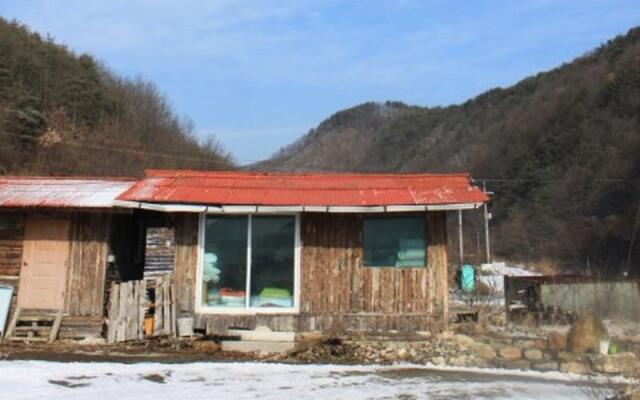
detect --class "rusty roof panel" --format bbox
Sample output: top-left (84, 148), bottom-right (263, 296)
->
top-left (0, 177), bottom-right (135, 208)
top-left (118, 169), bottom-right (488, 206)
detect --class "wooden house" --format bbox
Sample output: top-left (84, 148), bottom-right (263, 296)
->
top-left (0, 170), bottom-right (487, 341)
top-left (0, 177), bottom-right (136, 340)
top-left (114, 170), bottom-right (488, 336)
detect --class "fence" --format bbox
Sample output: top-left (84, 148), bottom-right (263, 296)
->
top-left (505, 275), bottom-right (640, 322)
top-left (107, 273), bottom-right (176, 343)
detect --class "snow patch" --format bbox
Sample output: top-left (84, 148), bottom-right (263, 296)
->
top-left (0, 360), bottom-right (614, 400)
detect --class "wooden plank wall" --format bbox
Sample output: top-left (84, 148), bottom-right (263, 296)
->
top-left (144, 227), bottom-right (176, 279)
top-left (173, 214), bottom-right (199, 316)
top-left (179, 211), bottom-right (449, 335)
top-left (0, 212), bottom-right (25, 331)
top-left (298, 212), bottom-right (448, 333)
top-left (65, 213), bottom-right (110, 316)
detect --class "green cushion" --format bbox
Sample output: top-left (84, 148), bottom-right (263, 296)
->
top-left (259, 287), bottom-right (291, 298)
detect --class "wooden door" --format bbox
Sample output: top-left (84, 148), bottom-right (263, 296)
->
top-left (17, 217), bottom-right (70, 310)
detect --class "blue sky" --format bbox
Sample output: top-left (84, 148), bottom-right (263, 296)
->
top-left (1, 1), bottom-right (639, 163)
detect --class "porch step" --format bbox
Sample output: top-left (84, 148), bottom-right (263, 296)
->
top-left (3, 308), bottom-right (62, 343)
top-left (222, 326), bottom-right (295, 354)
top-left (58, 316), bottom-right (104, 340)
top-left (227, 325), bottom-right (295, 342)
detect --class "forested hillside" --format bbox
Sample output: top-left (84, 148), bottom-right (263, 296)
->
top-left (0, 18), bottom-right (231, 176)
top-left (260, 28), bottom-right (640, 273)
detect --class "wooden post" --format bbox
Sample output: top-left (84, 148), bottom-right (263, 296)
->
top-left (107, 283), bottom-right (118, 343)
top-left (163, 275), bottom-right (170, 334)
top-left (483, 182), bottom-right (491, 264)
top-left (137, 280), bottom-right (147, 340)
top-left (154, 275), bottom-right (164, 335)
top-left (458, 209), bottom-right (464, 265)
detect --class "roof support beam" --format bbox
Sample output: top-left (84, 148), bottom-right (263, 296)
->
top-left (114, 200), bottom-right (484, 213)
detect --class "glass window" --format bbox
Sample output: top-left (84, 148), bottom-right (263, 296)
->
top-left (250, 216), bottom-right (295, 308)
top-left (202, 216), bottom-right (248, 308)
top-left (201, 215), bottom-right (296, 309)
top-left (363, 216), bottom-right (426, 267)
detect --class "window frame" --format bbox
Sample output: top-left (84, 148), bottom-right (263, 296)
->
top-left (195, 212), bottom-right (301, 315)
top-left (362, 214), bottom-right (427, 268)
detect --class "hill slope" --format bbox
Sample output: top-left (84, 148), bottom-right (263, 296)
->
top-left (0, 18), bottom-right (231, 176)
top-left (260, 28), bottom-right (640, 271)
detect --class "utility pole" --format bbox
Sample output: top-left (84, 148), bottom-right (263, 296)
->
top-left (483, 182), bottom-right (492, 264)
top-left (458, 209), bottom-right (464, 265)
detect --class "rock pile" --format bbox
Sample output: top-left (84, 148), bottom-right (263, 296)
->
top-left (280, 325), bottom-right (639, 378)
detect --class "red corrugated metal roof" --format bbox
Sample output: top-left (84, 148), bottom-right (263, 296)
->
top-left (0, 177), bottom-right (135, 208)
top-left (117, 169), bottom-right (488, 207)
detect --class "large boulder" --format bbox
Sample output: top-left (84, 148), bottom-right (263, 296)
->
top-left (559, 361), bottom-right (590, 374)
top-left (589, 353), bottom-right (638, 374)
top-left (524, 349), bottom-right (544, 361)
top-left (472, 343), bottom-right (497, 360)
top-left (498, 346), bottom-right (522, 360)
top-left (567, 315), bottom-right (608, 354)
top-left (548, 331), bottom-right (567, 351)
top-left (453, 334), bottom-right (476, 348)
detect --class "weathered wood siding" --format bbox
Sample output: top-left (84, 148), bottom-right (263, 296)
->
top-left (174, 214), bottom-right (199, 316)
top-left (0, 212), bottom-right (25, 329)
top-left (182, 211), bottom-right (450, 335)
top-left (0, 213), bottom-right (24, 279)
top-left (298, 212), bottom-right (448, 333)
top-left (65, 213), bottom-right (110, 316)
top-left (1, 211), bottom-right (110, 338)
top-left (144, 227), bottom-right (176, 279)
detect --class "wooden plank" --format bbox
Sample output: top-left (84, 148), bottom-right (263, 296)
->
top-left (48, 311), bottom-right (63, 343)
top-left (8, 336), bottom-right (49, 342)
top-left (138, 279), bottom-right (146, 340)
top-left (127, 281), bottom-right (138, 341)
top-left (154, 275), bottom-right (164, 335)
top-left (10, 315), bottom-right (55, 322)
top-left (66, 214), bottom-right (109, 317)
top-left (116, 282), bottom-right (127, 342)
top-left (3, 307), bottom-right (20, 341)
top-left (163, 275), bottom-right (171, 335)
top-left (174, 215), bottom-right (198, 316)
top-left (170, 280), bottom-right (177, 336)
top-left (107, 282), bottom-right (118, 343)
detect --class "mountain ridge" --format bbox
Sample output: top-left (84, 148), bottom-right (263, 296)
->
top-left (258, 27), bottom-right (640, 271)
top-left (0, 18), bottom-right (232, 177)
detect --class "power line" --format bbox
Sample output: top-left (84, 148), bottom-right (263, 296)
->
top-left (0, 131), bottom-right (230, 167)
top-left (2, 131), bottom-right (640, 181)
top-left (476, 178), bottom-right (638, 183)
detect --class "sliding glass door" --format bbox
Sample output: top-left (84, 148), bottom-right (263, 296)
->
top-left (250, 216), bottom-right (295, 308)
top-left (202, 216), bottom-right (248, 308)
top-left (201, 214), bottom-right (296, 310)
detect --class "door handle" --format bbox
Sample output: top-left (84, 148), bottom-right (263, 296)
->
top-left (23, 261), bottom-right (28, 267)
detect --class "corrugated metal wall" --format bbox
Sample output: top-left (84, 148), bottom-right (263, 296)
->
top-left (541, 281), bottom-right (640, 321)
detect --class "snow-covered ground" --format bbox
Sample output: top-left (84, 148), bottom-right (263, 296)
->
top-left (0, 360), bottom-right (612, 400)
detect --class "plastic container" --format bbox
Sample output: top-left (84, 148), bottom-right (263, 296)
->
top-left (144, 316), bottom-right (154, 336)
top-left (0, 285), bottom-right (15, 338)
top-left (599, 339), bottom-right (610, 355)
top-left (461, 264), bottom-right (475, 292)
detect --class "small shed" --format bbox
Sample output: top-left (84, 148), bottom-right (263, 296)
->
top-left (0, 177), bottom-right (138, 339)
top-left (0, 170), bottom-right (488, 340)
